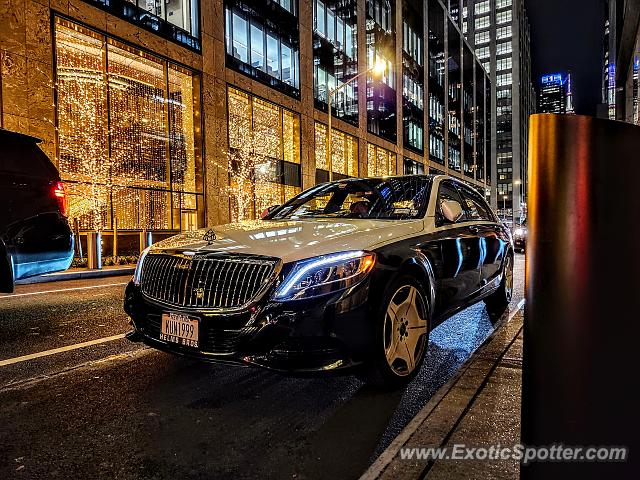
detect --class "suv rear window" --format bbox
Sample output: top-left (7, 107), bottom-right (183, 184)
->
top-left (0, 138), bottom-right (58, 177)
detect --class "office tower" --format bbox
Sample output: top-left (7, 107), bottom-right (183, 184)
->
top-left (538, 72), bottom-right (575, 114)
top-left (463, 0), bottom-right (535, 222)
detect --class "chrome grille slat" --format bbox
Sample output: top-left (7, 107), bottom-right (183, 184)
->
top-left (140, 253), bottom-right (278, 310)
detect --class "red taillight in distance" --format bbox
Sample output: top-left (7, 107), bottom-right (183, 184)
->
top-left (53, 181), bottom-right (69, 217)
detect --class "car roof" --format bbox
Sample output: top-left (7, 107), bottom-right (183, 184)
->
top-left (0, 128), bottom-right (42, 143)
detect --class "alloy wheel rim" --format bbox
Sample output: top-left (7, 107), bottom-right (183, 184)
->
top-left (383, 285), bottom-right (429, 377)
top-left (505, 256), bottom-right (514, 301)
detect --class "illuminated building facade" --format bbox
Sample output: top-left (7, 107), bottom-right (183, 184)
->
top-left (462, 0), bottom-right (534, 221)
top-left (538, 73), bottom-right (575, 114)
top-left (0, 0), bottom-right (492, 259)
top-left (602, 0), bottom-right (640, 124)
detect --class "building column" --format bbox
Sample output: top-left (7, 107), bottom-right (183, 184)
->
top-left (203, 0), bottom-right (231, 227)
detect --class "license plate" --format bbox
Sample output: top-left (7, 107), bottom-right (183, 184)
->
top-left (160, 313), bottom-right (199, 348)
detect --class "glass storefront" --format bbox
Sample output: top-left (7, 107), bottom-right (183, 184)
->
top-left (314, 123), bottom-right (359, 183)
top-left (227, 87), bottom-right (301, 221)
top-left (54, 18), bottom-right (203, 232)
top-left (367, 143), bottom-right (396, 177)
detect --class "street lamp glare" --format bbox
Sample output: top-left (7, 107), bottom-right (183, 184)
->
top-left (372, 58), bottom-right (386, 77)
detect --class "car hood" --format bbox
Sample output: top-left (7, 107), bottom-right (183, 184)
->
top-left (150, 219), bottom-right (425, 264)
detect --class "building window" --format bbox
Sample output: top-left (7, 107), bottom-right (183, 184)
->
top-left (225, 4), bottom-right (300, 97)
top-left (475, 30), bottom-right (490, 45)
top-left (366, 0), bottom-right (397, 142)
top-left (448, 18), bottom-right (462, 172)
top-left (496, 0), bottom-right (512, 9)
top-left (475, 0), bottom-right (489, 14)
top-left (54, 18), bottom-right (203, 232)
top-left (314, 123), bottom-right (359, 182)
top-left (402, 20), bottom-right (423, 65)
top-left (367, 143), bottom-right (396, 177)
top-left (428, 0), bottom-right (446, 165)
top-left (496, 10), bottom-right (512, 24)
top-left (405, 121), bottom-right (424, 151)
top-left (475, 15), bottom-right (490, 30)
top-left (496, 57), bottom-right (512, 71)
top-left (496, 41), bottom-right (512, 55)
top-left (227, 87), bottom-right (301, 221)
top-left (497, 26), bottom-right (512, 40)
top-left (476, 46), bottom-right (490, 59)
top-left (88, 0), bottom-right (201, 50)
top-left (404, 158), bottom-right (425, 175)
top-left (497, 73), bottom-right (512, 86)
top-left (313, 0), bottom-right (358, 125)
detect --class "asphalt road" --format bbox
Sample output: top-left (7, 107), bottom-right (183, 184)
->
top-left (0, 255), bottom-right (525, 479)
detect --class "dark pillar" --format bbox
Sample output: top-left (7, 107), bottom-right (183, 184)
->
top-left (523, 114), bottom-right (639, 478)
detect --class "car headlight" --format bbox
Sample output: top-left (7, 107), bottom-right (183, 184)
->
top-left (133, 246), bottom-right (151, 285)
top-left (273, 251), bottom-right (376, 301)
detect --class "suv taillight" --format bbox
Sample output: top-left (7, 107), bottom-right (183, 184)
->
top-left (53, 181), bottom-right (69, 217)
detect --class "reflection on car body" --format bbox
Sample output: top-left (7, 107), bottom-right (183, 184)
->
top-left (124, 175), bottom-right (514, 388)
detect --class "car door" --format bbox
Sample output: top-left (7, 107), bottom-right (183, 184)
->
top-left (461, 187), bottom-right (508, 287)
top-left (457, 185), bottom-right (506, 287)
top-left (430, 180), bottom-right (483, 317)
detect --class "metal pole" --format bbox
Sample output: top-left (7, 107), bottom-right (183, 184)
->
top-left (328, 90), bottom-right (333, 182)
top-left (523, 114), bottom-right (639, 479)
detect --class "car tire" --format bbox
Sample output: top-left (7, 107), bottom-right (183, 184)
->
top-left (361, 274), bottom-right (431, 389)
top-left (484, 253), bottom-right (514, 315)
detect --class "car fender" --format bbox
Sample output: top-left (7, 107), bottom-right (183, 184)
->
top-left (404, 250), bottom-right (436, 319)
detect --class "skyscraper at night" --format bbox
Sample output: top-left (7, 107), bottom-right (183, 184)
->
top-left (463, 0), bottom-right (535, 221)
top-left (538, 73), bottom-right (575, 114)
top-left (602, 0), bottom-right (640, 124)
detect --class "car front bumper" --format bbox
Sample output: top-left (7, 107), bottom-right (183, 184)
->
top-left (123, 278), bottom-right (377, 373)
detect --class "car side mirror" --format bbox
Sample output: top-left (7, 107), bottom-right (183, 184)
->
top-left (439, 199), bottom-right (464, 224)
top-left (260, 205), bottom-right (280, 219)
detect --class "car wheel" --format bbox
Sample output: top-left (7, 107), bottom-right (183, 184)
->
top-left (363, 275), bottom-right (430, 389)
top-left (484, 253), bottom-right (514, 315)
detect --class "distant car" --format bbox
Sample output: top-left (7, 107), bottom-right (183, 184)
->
top-left (124, 175), bottom-right (514, 388)
top-left (0, 129), bottom-right (74, 293)
top-left (513, 221), bottom-right (528, 253)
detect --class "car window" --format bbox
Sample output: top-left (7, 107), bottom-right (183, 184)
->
top-left (0, 138), bottom-right (58, 177)
top-left (458, 186), bottom-right (494, 221)
top-left (437, 182), bottom-right (465, 225)
top-left (270, 177), bottom-right (431, 220)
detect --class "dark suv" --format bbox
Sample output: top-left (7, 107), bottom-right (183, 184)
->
top-left (0, 129), bottom-right (74, 293)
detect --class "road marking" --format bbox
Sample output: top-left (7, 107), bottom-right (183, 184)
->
top-left (0, 334), bottom-right (126, 368)
top-left (0, 282), bottom-right (128, 299)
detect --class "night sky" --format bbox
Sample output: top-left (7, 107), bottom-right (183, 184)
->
top-left (526, 0), bottom-right (605, 116)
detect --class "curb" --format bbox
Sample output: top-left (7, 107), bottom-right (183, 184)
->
top-left (360, 298), bottom-right (525, 480)
top-left (15, 267), bottom-right (135, 285)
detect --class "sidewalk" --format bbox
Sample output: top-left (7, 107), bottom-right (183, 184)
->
top-left (362, 304), bottom-right (524, 480)
top-left (15, 265), bottom-right (135, 285)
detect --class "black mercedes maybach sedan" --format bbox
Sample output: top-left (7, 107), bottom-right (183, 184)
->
top-left (124, 175), bottom-right (514, 388)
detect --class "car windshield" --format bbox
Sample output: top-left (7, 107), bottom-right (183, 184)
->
top-left (269, 177), bottom-right (432, 221)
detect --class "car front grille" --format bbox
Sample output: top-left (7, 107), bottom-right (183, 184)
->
top-left (140, 253), bottom-right (280, 310)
